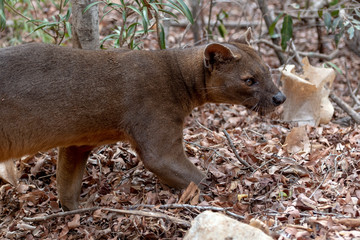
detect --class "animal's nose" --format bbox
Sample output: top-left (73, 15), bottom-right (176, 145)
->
top-left (272, 92), bottom-right (286, 106)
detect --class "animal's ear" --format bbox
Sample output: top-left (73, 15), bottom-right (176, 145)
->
top-left (203, 43), bottom-right (235, 71)
top-left (234, 27), bottom-right (253, 45)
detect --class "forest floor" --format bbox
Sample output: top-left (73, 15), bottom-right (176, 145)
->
top-left (0, 0), bottom-right (359, 239)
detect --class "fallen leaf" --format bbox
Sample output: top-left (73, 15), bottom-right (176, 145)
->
top-left (0, 160), bottom-right (18, 186)
top-left (68, 214), bottom-right (81, 229)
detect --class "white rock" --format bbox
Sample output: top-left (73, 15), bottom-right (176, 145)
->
top-left (184, 211), bottom-right (272, 240)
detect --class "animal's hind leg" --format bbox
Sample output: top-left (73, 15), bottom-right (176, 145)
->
top-left (57, 145), bottom-right (93, 211)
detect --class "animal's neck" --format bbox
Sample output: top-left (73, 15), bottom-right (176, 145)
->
top-left (166, 47), bottom-right (208, 112)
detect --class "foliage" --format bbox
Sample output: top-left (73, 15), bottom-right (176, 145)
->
top-left (0, 0), bottom-right (71, 45)
top-left (0, 0), bottom-right (193, 48)
top-left (85, 0), bottom-right (193, 49)
top-left (270, 1), bottom-right (360, 50)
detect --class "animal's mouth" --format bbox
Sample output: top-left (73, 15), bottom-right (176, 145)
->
top-left (247, 100), bottom-right (278, 116)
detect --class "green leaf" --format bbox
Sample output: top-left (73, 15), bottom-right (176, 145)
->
top-left (83, 1), bottom-right (102, 14)
top-left (30, 21), bottom-right (59, 34)
top-left (159, 9), bottom-right (178, 19)
top-left (332, 17), bottom-right (340, 31)
top-left (175, 0), bottom-right (193, 24)
top-left (63, 0), bottom-right (70, 7)
top-left (280, 14), bottom-right (293, 50)
top-left (355, 8), bottom-right (360, 17)
top-left (167, 0), bottom-right (193, 24)
top-left (101, 9), bottom-right (113, 22)
top-left (141, 6), bottom-right (149, 33)
top-left (329, 0), bottom-right (338, 6)
top-left (324, 12), bottom-right (332, 31)
top-left (324, 61), bottom-right (343, 75)
top-left (127, 5), bottom-right (143, 17)
top-left (347, 26), bottom-right (354, 39)
top-left (159, 23), bottom-right (166, 49)
top-left (218, 23), bottom-right (227, 38)
top-left (100, 33), bottom-right (119, 44)
top-left (318, 10), bottom-right (323, 18)
top-left (334, 32), bottom-right (342, 46)
top-left (0, 0), bottom-right (6, 31)
top-left (64, 7), bottom-right (72, 21)
top-left (149, 2), bottom-right (159, 13)
top-left (269, 12), bottom-right (284, 38)
top-left (65, 21), bottom-right (72, 37)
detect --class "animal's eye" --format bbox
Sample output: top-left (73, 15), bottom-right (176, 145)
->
top-left (244, 78), bottom-right (255, 86)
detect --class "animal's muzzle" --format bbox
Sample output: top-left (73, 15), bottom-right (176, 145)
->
top-left (272, 92), bottom-right (286, 106)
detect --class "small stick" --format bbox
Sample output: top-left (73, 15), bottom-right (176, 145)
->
top-left (222, 129), bottom-right (254, 171)
top-left (102, 208), bottom-right (190, 227)
top-left (126, 203), bottom-right (245, 220)
top-left (344, 62), bottom-right (360, 106)
top-left (253, 39), bottom-right (340, 61)
top-left (330, 93), bottom-right (360, 124)
top-left (23, 203), bottom-right (245, 223)
top-left (290, 40), bottom-right (303, 67)
top-left (23, 207), bottom-right (100, 222)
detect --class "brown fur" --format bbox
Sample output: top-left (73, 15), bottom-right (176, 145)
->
top-left (0, 41), bottom-right (285, 210)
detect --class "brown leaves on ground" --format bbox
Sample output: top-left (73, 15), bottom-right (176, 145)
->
top-left (0, 102), bottom-right (359, 239)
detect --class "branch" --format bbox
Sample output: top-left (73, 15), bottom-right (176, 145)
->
top-left (23, 203), bottom-right (245, 223)
top-left (223, 130), bottom-right (255, 171)
top-left (330, 93), bottom-right (360, 124)
top-left (256, 0), bottom-right (286, 64)
top-left (102, 208), bottom-right (190, 227)
top-left (170, 20), bottom-right (259, 29)
top-left (344, 62), bottom-right (360, 106)
top-left (126, 203), bottom-right (245, 220)
top-left (253, 39), bottom-right (339, 61)
top-left (23, 207), bottom-right (100, 222)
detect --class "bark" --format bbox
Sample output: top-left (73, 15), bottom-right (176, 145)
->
top-left (71, 0), bottom-right (99, 49)
top-left (257, 0), bottom-right (286, 65)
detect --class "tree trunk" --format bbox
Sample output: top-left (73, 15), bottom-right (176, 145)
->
top-left (71, 0), bottom-right (99, 50)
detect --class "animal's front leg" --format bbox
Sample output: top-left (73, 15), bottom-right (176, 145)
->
top-left (132, 123), bottom-right (206, 189)
top-left (57, 145), bottom-right (93, 211)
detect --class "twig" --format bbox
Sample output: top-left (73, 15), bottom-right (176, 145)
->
top-left (330, 93), bottom-right (360, 124)
top-left (102, 208), bottom-right (190, 227)
top-left (344, 62), bottom-right (360, 106)
top-left (290, 39), bottom-right (303, 67)
top-left (253, 39), bottom-right (339, 61)
top-left (23, 207), bottom-right (100, 222)
top-left (125, 203), bottom-right (244, 220)
top-left (256, 0), bottom-right (286, 64)
top-left (127, 203), bottom-right (232, 211)
top-left (309, 168), bottom-right (330, 199)
top-left (170, 20), bottom-right (259, 29)
top-left (222, 129), bottom-right (254, 171)
top-left (23, 203), bottom-right (245, 223)
top-left (22, 206), bottom-right (189, 226)
top-left (206, 0), bottom-right (214, 38)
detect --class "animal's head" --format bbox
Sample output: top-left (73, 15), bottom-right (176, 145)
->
top-left (203, 30), bottom-right (286, 115)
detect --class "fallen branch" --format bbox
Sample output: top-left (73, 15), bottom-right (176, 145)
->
top-left (330, 93), bottom-right (360, 124)
top-left (23, 203), bottom-right (245, 223)
top-left (223, 129), bottom-right (254, 171)
top-left (102, 208), bottom-right (190, 227)
top-left (23, 207), bottom-right (100, 222)
top-left (126, 203), bottom-right (245, 220)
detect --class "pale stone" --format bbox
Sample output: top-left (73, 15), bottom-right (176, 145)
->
top-left (184, 211), bottom-right (272, 240)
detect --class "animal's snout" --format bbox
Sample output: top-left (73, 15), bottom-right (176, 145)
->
top-left (272, 92), bottom-right (286, 106)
